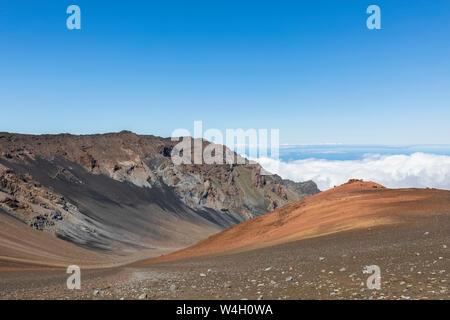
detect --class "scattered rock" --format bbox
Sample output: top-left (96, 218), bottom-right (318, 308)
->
top-left (138, 293), bottom-right (148, 300)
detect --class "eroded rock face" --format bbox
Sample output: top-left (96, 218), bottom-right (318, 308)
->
top-left (0, 163), bottom-right (95, 240)
top-left (0, 131), bottom-right (319, 250)
top-left (0, 131), bottom-right (319, 219)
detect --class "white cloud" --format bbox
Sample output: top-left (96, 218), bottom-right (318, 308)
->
top-left (254, 153), bottom-right (450, 191)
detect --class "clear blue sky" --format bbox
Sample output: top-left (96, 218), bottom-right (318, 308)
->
top-left (1, 0), bottom-right (449, 144)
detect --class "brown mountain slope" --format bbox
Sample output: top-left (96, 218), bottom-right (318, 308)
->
top-left (0, 131), bottom-right (318, 256)
top-left (0, 208), bottom-right (132, 270)
top-left (147, 179), bottom-right (450, 263)
top-left (0, 131), bottom-right (318, 219)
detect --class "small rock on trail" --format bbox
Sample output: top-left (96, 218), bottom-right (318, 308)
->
top-left (138, 293), bottom-right (148, 300)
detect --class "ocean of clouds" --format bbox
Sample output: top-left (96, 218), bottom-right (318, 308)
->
top-left (255, 152), bottom-right (450, 191)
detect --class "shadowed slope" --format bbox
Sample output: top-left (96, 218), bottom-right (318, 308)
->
top-left (0, 208), bottom-right (130, 269)
top-left (0, 131), bottom-right (318, 258)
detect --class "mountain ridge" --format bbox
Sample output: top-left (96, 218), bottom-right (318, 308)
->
top-left (0, 131), bottom-right (319, 258)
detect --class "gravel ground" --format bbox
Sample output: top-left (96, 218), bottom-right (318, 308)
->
top-left (1, 214), bottom-right (448, 300)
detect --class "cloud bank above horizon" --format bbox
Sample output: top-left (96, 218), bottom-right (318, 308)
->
top-left (255, 153), bottom-right (450, 191)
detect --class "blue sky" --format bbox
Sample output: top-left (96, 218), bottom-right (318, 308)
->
top-left (1, 0), bottom-right (449, 144)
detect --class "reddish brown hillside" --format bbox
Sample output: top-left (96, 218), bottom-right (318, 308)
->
top-left (147, 179), bottom-right (450, 263)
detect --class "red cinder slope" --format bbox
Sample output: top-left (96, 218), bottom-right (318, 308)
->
top-left (147, 179), bottom-right (450, 263)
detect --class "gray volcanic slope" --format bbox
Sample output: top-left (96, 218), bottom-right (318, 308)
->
top-left (0, 131), bottom-right (319, 261)
top-left (0, 156), bottom-right (237, 252)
